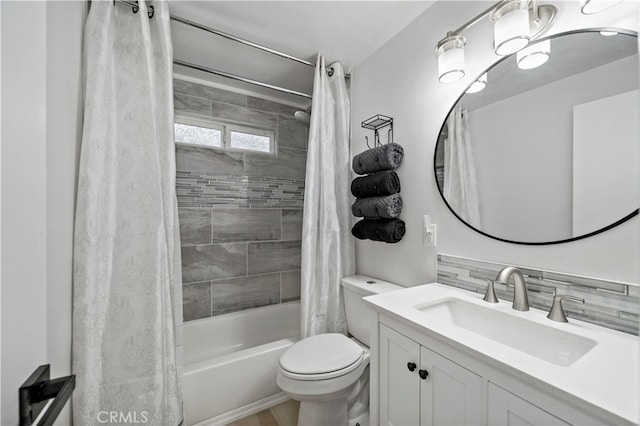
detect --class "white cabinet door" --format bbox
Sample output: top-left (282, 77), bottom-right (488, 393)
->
top-left (420, 346), bottom-right (483, 426)
top-left (379, 324), bottom-right (421, 426)
top-left (488, 383), bottom-right (569, 426)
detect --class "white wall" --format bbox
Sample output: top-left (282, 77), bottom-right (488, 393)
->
top-left (1, 2), bottom-right (85, 424)
top-left (351, 0), bottom-right (639, 285)
top-left (468, 55), bottom-right (637, 242)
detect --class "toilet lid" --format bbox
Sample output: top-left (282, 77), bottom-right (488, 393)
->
top-left (280, 333), bottom-right (364, 375)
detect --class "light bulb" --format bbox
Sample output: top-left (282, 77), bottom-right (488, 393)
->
top-left (436, 35), bottom-right (466, 83)
top-left (493, 3), bottom-right (531, 56)
top-left (466, 73), bottom-right (488, 93)
top-left (517, 39), bottom-right (550, 70)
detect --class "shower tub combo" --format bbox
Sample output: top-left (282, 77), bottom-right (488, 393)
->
top-left (183, 301), bottom-right (300, 425)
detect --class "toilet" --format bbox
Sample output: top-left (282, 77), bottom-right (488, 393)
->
top-left (277, 275), bottom-right (402, 426)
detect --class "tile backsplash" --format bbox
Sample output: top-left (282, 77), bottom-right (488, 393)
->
top-left (437, 254), bottom-right (639, 335)
top-left (174, 78), bottom-right (308, 321)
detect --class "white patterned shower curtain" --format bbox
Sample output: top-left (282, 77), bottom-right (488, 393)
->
top-left (72, 1), bottom-right (182, 424)
top-left (300, 57), bottom-right (356, 338)
top-left (444, 106), bottom-right (482, 228)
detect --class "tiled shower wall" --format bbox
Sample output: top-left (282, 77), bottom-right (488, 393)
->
top-left (174, 79), bottom-right (308, 321)
top-left (437, 254), bottom-right (639, 335)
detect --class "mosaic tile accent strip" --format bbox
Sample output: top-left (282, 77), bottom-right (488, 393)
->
top-left (437, 254), bottom-right (639, 335)
top-left (177, 172), bottom-right (305, 208)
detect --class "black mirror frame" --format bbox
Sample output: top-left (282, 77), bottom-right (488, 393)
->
top-left (433, 28), bottom-right (640, 245)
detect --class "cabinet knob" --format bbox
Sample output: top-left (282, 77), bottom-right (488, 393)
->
top-left (419, 369), bottom-right (429, 380)
top-left (407, 362), bottom-right (417, 372)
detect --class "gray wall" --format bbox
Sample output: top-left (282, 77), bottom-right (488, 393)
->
top-left (173, 79), bottom-right (309, 321)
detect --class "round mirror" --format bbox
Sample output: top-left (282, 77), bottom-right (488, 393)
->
top-left (434, 29), bottom-right (639, 245)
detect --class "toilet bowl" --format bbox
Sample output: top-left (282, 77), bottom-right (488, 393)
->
top-left (277, 276), bottom-right (402, 425)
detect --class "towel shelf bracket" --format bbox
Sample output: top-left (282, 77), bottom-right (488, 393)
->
top-left (362, 114), bottom-right (393, 149)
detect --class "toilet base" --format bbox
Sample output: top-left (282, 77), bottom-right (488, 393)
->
top-left (298, 400), bottom-right (349, 425)
top-left (294, 366), bottom-right (369, 426)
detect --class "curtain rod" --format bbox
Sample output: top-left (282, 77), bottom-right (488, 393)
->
top-left (114, 1), bottom-right (351, 74)
top-left (171, 13), bottom-right (351, 79)
top-left (174, 60), bottom-right (313, 99)
top-left (170, 15), bottom-right (315, 69)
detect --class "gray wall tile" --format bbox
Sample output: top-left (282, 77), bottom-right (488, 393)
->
top-left (278, 116), bottom-right (308, 150)
top-left (211, 274), bottom-right (281, 315)
top-left (177, 175), bottom-right (304, 209)
top-left (245, 147), bottom-right (306, 180)
top-left (211, 101), bottom-right (277, 128)
top-left (437, 254), bottom-right (639, 335)
top-left (176, 144), bottom-right (244, 176)
top-left (212, 209), bottom-right (281, 242)
top-left (182, 243), bottom-right (247, 283)
top-left (248, 241), bottom-right (302, 275)
top-left (174, 92), bottom-right (212, 116)
top-left (183, 282), bottom-right (211, 321)
top-left (179, 208), bottom-right (211, 245)
top-left (175, 79), bottom-right (310, 321)
top-left (281, 270), bottom-right (301, 302)
top-left (247, 97), bottom-right (300, 117)
top-left (174, 79), bottom-right (246, 107)
top-left (282, 209), bottom-right (303, 240)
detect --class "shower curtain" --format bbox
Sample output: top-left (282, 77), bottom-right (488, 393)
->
top-left (300, 57), bottom-right (355, 338)
top-left (444, 106), bottom-right (482, 228)
top-left (72, 1), bottom-right (182, 425)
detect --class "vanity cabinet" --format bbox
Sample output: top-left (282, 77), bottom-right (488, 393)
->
top-left (374, 320), bottom-right (610, 426)
top-left (379, 324), bottom-right (482, 426)
top-left (488, 383), bottom-right (569, 426)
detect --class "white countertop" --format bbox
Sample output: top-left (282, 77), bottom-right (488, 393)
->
top-left (364, 283), bottom-right (640, 424)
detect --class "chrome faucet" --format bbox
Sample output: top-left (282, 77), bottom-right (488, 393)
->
top-left (495, 266), bottom-right (529, 311)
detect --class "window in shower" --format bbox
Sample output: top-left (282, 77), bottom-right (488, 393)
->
top-left (174, 115), bottom-right (275, 154)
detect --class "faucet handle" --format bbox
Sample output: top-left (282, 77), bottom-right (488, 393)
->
top-left (482, 279), bottom-right (498, 303)
top-left (547, 294), bottom-right (584, 323)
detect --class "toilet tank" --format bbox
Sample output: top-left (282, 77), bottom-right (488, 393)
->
top-left (342, 275), bottom-right (402, 346)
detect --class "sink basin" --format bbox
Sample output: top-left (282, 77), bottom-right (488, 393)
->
top-left (416, 298), bottom-right (598, 367)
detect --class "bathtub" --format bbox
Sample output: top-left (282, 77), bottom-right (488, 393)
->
top-left (183, 301), bottom-right (300, 425)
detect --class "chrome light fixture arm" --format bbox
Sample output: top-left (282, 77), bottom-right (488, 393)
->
top-left (435, 0), bottom-right (557, 83)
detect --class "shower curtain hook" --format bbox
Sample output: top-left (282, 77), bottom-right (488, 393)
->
top-left (147, 5), bottom-right (154, 18)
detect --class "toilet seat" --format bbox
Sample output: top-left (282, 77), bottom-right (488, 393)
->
top-left (279, 333), bottom-right (365, 381)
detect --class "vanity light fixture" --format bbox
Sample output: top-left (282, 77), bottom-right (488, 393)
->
top-left (466, 73), bottom-right (488, 93)
top-left (435, 0), bottom-right (556, 83)
top-left (580, 0), bottom-right (623, 14)
top-left (436, 34), bottom-right (467, 83)
top-left (516, 39), bottom-right (550, 69)
top-left (490, 0), bottom-right (531, 56)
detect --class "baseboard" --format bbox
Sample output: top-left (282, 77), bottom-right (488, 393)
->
top-left (193, 393), bottom-right (290, 426)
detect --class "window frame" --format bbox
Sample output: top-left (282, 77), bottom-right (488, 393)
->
top-left (174, 114), bottom-right (276, 155)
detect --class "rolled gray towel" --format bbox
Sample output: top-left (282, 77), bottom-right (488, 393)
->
top-left (351, 170), bottom-right (401, 198)
top-left (352, 143), bottom-right (404, 175)
top-left (351, 218), bottom-right (405, 243)
top-left (351, 194), bottom-right (403, 219)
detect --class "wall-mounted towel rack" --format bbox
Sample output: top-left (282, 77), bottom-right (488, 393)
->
top-left (362, 114), bottom-right (394, 149)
